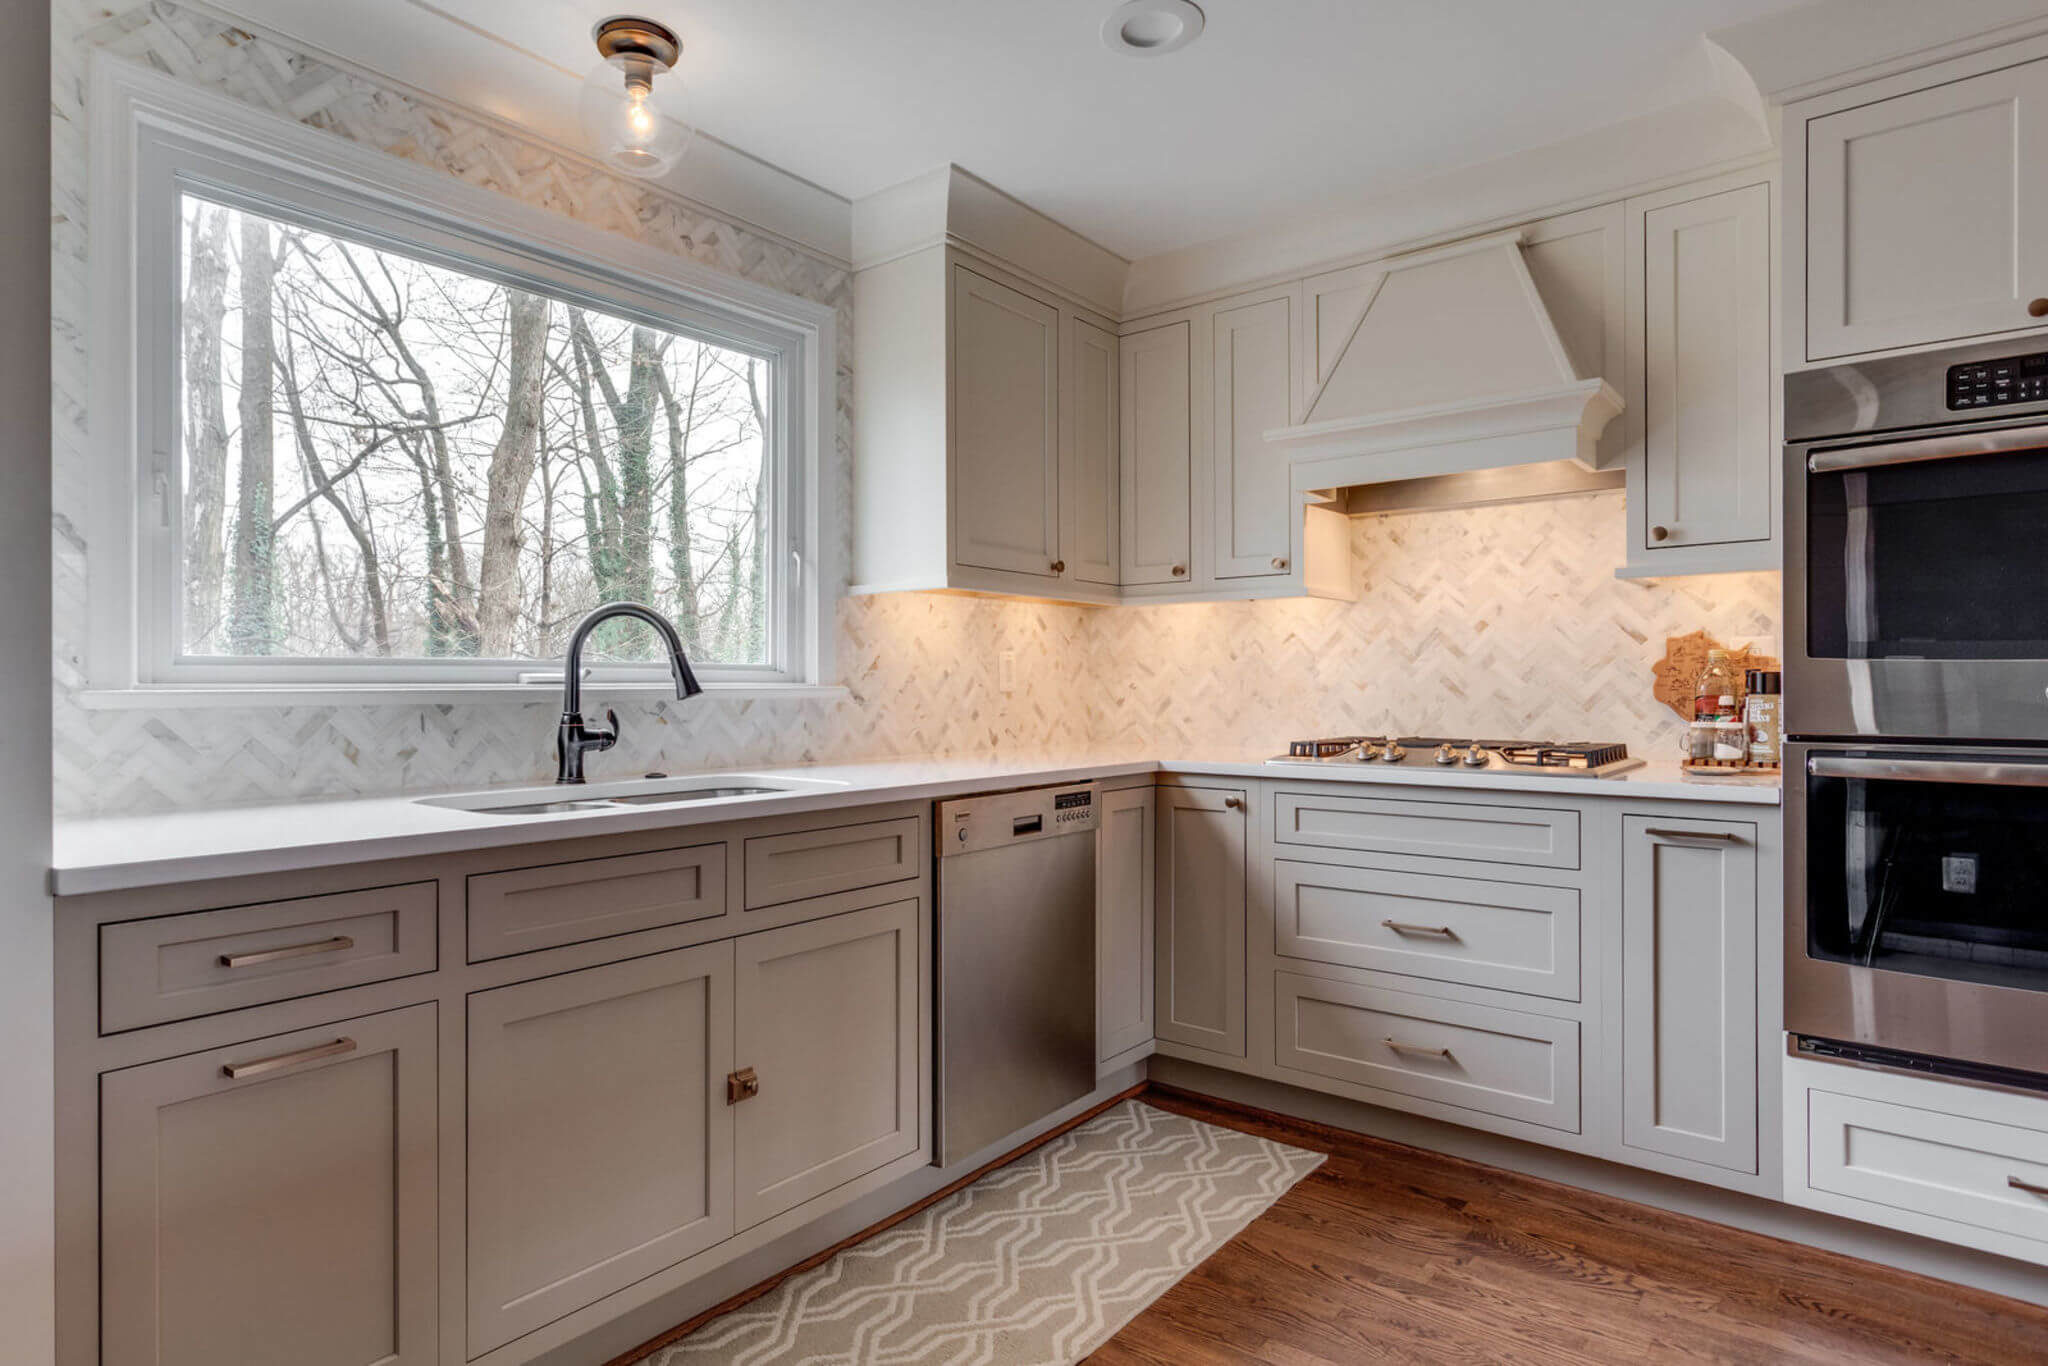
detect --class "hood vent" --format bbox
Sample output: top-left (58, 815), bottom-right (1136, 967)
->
top-left (1268, 229), bottom-right (1622, 499)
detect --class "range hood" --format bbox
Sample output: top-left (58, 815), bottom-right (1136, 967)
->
top-left (1269, 228), bottom-right (1623, 504)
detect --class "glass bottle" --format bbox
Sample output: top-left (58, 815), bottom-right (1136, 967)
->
top-left (1689, 649), bottom-right (1744, 764)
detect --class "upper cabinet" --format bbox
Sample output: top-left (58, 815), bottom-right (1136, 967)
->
top-left (1211, 290), bottom-right (1298, 580)
top-left (1793, 52), bottom-right (2048, 363)
top-left (1621, 176), bottom-right (1776, 575)
top-left (1119, 320), bottom-right (1194, 586)
top-left (950, 264), bottom-right (1062, 578)
top-left (1061, 315), bottom-right (1121, 586)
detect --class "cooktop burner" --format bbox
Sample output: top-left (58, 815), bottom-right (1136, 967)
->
top-left (1270, 736), bottom-right (1642, 778)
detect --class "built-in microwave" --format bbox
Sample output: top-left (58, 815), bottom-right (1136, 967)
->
top-left (1786, 338), bottom-right (2048, 743)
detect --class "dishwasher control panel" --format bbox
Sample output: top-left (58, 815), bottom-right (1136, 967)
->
top-left (936, 782), bottom-right (1098, 855)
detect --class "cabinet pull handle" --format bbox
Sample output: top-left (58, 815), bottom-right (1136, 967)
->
top-left (1381, 919), bottom-right (1457, 938)
top-left (1170, 563), bottom-right (1187, 577)
top-left (1650, 525), bottom-right (1671, 542)
top-left (1383, 1038), bottom-right (1454, 1060)
top-left (222, 1036), bottom-right (357, 1081)
top-left (1643, 827), bottom-right (1741, 843)
top-left (2009, 1174), bottom-right (2048, 1197)
top-left (727, 1067), bottom-right (760, 1105)
top-left (1050, 559), bottom-right (1065, 574)
top-left (219, 935), bottom-right (355, 969)
top-left (2030, 299), bottom-right (2048, 319)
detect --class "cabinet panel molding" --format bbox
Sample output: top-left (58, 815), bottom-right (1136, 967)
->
top-left (1061, 315), bottom-right (1120, 586)
top-left (1097, 784), bottom-right (1156, 1061)
top-left (1212, 291), bottom-right (1296, 579)
top-left (1154, 786), bottom-right (1248, 1057)
top-left (466, 844), bottom-right (726, 962)
top-left (1118, 320), bottom-right (1194, 586)
top-left (950, 262), bottom-right (1061, 577)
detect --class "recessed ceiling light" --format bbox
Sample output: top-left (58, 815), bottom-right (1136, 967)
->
top-left (1101, 0), bottom-right (1205, 57)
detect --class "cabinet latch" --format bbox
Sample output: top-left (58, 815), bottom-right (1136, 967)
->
top-left (726, 1067), bottom-right (760, 1104)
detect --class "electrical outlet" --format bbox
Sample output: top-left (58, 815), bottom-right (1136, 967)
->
top-left (998, 649), bottom-right (1017, 694)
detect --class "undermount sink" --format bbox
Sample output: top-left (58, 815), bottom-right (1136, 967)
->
top-left (418, 775), bottom-right (842, 817)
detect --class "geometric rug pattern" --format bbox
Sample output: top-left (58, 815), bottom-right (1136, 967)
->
top-left (642, 1100), bottom-right (1324, 1366)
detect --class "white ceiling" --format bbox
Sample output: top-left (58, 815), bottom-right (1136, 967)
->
top-left (217, 0), bottom-right (1826, 260)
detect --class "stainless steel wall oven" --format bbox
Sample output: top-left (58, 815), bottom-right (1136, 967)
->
top-left (1786, 338), bottom-right (2048, 1081)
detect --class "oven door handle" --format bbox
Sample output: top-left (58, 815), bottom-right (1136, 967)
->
top-left (1807, 422), bottom-right (2048, 474)
top-left (1807, 756), bottom-right (2048, 787)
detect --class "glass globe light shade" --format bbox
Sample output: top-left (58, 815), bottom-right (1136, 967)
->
top-left (579, 50), bottom-right (693, 178)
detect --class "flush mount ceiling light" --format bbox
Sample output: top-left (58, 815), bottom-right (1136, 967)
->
top-left (1101, 0), bottom-right (1205, 57)
top-left (579, 15), bottom-right (694, 177)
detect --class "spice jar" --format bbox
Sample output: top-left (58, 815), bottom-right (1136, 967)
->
top-left (1744, 669), bottom-right (1782, 769)
top-left (1689, 649), bottom-right (1744, 767)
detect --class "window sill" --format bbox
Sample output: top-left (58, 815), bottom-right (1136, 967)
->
top-left (74, 682), bottom-right (851, 710)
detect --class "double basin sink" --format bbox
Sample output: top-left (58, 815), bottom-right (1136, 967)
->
top-left (418, 773), bottom-right (844, 817)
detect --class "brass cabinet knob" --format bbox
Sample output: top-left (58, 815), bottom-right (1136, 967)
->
top-left (1223, 795), bottom-right (1245, 809)
top-left (1171, 563), bottom-right (1187, 577)
top-left (2030, 298), bottom-right (2048, 318)
top-left (1050, 559), bottom-right (1065, 574)
top-left (1271, 556), bottom-right (1288, 570)
top-left (1650, 525), bottom-right (1671, 542)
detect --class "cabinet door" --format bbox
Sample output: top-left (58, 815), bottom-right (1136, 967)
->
top-left (734, 896), bottom-right (921, 1229)
top-left (1119, 321), bottom-right (1193, 585)
top-left (950, 263), bottom-right (1059, 577)
top-left (1061, 315), bottom-right (1120, 586)
top-left (466, 943), bottom-right (734, 1355)
top-left (100, 1004), bottom-right (437, 1366)
top-left (1621, 816), bottom-right (1759, 1173)
top-left (1155, 786), bottom-right (1248, 1057)
top-left (1806, 58), bottom-right (2048, 359)
top-left (1097, 785), bottom-right (1156, 1062)
top-left (1212, 292), bottom-right (1296, 579)
top-left (1634, 181), bottom-right (1773, 555)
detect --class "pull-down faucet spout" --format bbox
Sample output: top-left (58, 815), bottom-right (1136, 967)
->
top-left (555, 601), bottom-right (702, 784)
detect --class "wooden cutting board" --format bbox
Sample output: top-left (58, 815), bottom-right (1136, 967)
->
top-left (1653, 630), bottom-right (1774, 721)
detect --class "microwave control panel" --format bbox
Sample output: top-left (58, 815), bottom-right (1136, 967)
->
top-left (1947, 350), bottom-right (2048, 409)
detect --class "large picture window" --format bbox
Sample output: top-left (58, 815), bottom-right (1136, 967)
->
top-left (90, 61), bottom-right (835, 699)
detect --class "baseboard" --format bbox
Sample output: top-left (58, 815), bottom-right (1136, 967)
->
top-left (1148, 1056), bottom-right (2048, 1308)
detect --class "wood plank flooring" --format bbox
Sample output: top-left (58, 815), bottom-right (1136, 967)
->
top-left (1092, 1086), bottom-right (2048, 1366)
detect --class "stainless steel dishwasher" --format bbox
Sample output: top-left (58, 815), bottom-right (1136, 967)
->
top-left (934, 781), bottom-right (1098, 1166)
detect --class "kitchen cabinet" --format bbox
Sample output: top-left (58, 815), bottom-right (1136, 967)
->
top-left (1211, 289), bottom-right (1297, 580)
top-left (1621, 175), bottom-right (1776, 576)
top-left (1799, 55), bottom-right (2048, 362)
top-left (99, 1004), bottom-right (437, 1366)
top-left (1096, 784), bottom-right (1156, 1063)
top-left (1061, 315), bottom-right (1120, 586)
top-left (733, 895), bottom-right (921, 1226)
top-left (1620, 815), bottom-right (1759, 1174)
top-left (1154, 785), bottom-right (1248, 1058)
top-left (465, 944), bottom-right (734, 1354)
top-left (951, 262), bottom-right (1061, 577)
top-left (1119, 319), bottom-right (1194, 586)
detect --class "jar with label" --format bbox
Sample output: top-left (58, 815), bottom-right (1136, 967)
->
top-left (1688, 649), bottom-right (1744, 766)
top-left (1744, 669), bottom-right (1782, 769)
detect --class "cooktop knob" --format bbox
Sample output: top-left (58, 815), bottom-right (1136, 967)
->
top-left (1433, 743), bottom-right (1457, 765)
top-left (1462, 744), bottom-right (1489, 767)
top-left (1354, 741), bottom-right (1380, 762)
top-left (1380, 741), bottom-right (1407, 762)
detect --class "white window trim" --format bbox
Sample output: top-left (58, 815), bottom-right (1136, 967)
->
top-left (84, 53), bottom-right (842, 706)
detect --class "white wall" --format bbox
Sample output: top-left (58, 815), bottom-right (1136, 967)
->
top-left (4, 0), bottom-right (55, 1357)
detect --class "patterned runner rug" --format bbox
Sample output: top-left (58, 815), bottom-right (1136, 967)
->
top-left (639, 1098), bottom-right (1324, 1365)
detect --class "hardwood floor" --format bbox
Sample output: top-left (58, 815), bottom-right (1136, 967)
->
top-left (1092, 1087), bottom-right (2048, 1366)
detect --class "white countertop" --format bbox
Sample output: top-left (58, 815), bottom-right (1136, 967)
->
top-left (51, 751), bottom-right (1778, 896)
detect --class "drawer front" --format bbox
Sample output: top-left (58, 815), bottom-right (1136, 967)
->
top-left (743, 816), bottom-right (920, 910)
top-left (1807, 1088), bottom-right (2048, 1257)
top-left (468, 843), bottom-right (727, 962)
top-left (1273, 972), bottom-right (1580, 1131)
top-left (1274, 860), bottom-right (1580, 1000)
top-left (1273, 791), bottom-right (1580, 870)
top-left (99, 882), bottom-right (438, 1033)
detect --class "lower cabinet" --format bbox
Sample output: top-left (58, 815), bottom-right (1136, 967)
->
top-left (1155, 785), bottom-right (1248, 1057)
top-left (1620, 815), bottom-right (1759, 1173)
top-left (733, 897), bottom-right (921, 1228)
top-left (99, 1004), bottom-right (439, 1366)
top-left (1096, 784), bottom-right (1156, 1062)
top-left (466, 944), bottom-right (734, 1355)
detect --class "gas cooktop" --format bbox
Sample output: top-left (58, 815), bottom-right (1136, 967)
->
top-left (1267, 736), bottom-right (1644, 778)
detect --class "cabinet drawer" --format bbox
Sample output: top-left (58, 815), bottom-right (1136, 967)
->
top-left (467, 843), bottom-right (727, 962)
top-left (1273, 972), bottom-right (1580, 1131)
top-left (1273, 791), bottom-right (1579, 870)
top-left (743, 816), bottom-right (920, 910)
top-left (1807, 1087), bottom-right (2048, 1261)
top-left (1274, 860), bottom-right (1579, 1000)
top-left (99, 882), bottom-right (437, 1033)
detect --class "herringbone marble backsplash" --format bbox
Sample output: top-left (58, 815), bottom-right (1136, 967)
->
top-left (50, 3), bottom-right (1780, 816)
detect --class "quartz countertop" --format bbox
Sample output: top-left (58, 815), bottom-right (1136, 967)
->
top-left (51, 751), bottom-right (1778, 896)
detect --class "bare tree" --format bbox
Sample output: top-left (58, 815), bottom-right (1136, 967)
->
top-left (227, 214), bottom-right (278, 655)
top-left (181, 204), bottom-right (231, 648)
top-left (475, 289), bottom-right (551, 656)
